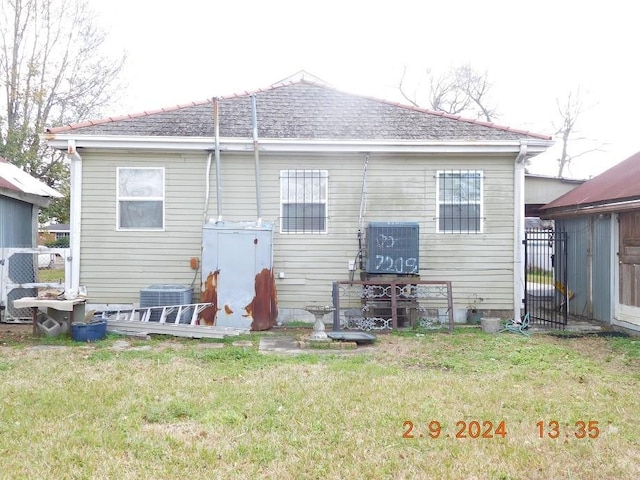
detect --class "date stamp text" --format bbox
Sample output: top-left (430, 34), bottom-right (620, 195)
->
top-left (403, 420), bottom-right (601, 439)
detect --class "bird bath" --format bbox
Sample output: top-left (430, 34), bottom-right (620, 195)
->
top-left (305, 305), bottom-right (334, 341)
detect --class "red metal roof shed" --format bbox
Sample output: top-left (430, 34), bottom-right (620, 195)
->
top-left (541, 151), bottom-right (640, 217)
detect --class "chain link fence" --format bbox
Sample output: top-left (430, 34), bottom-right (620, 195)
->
top-left (1, 247), bottom-right (69, 322)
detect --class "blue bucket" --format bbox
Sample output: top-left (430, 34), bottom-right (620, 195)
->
top-left (71, 320), bottom-right (107, 342)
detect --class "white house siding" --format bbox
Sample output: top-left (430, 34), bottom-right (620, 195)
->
top-left (209, 152), bottom-right (515, 313)
top-left (80, 150), bottom-right (515, 316)
top-left (345, 153), bottom-right (514, 312)
top-left (80, 151), bottom-right (208, 303)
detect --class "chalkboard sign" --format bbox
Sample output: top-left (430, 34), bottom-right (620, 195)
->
top-left (365, 222), bottom-right (419, 274)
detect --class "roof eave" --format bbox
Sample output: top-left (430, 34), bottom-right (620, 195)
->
top-left (0, 187), bottom-right (55, 207)
top-left (42, 134), bottom-right (553, 155)
top-left (542, 198), bottom-right (640, 219)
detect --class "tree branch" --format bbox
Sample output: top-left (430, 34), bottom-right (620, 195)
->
top-left (398, 65), bottom-right (420, 108)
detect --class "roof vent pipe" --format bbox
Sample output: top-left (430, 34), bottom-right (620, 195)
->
top-left (213, 97), bottom-right (222, 220)
top-left (251, 94), bottom-right (262, 221)
top-left (204, 151), bottom-right (212, 222)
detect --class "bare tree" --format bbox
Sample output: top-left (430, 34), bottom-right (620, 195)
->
top-left (553, 88), bottom-right (600, 178)
top-left (455, 64), bottom-right (497, 122)
top-left (0, 0), bottom-right (126, 221)
top-left (398, 66), bottom-right (421, 108)
top-left (398, 64), bottom-right (498, 122)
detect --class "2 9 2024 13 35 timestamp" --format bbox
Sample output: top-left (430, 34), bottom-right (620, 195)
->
top-left (536, 420), bottom-right (600, 439)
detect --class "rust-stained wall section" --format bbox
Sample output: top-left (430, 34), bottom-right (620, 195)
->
top-left (244, 268), bottom-right (278, 331)
top-left (200, 270), bottom-right (219, 326)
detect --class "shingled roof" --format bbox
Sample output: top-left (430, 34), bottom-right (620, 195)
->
top-left (541, 151), bottom-right (640, 216)
top-left (46, 80), bottom-right (550, 142)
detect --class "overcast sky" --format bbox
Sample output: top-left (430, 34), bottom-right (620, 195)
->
top-left (88, 0), bottom-right (638, 179)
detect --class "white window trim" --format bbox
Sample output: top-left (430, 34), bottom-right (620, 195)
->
top-left (116, 166), bottom-right (165, 231)
top-left (435, 169), bottom-right (484, 234)
top-left (279, 169), bottom-right (328, 234)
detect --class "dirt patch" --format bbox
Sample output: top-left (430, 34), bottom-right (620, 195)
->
top-left (270, 325), bottom-right (314, 336)
top-left (0, 323), bottom-right (33, 343)
top-left (142, 422), bottom-right (211, 443)
top-left (368, 333), bottom-right (424, 364)
top-left (548, 331), bottom-right (630, 339)
top-left (540, 334), bottom-right (639, 370)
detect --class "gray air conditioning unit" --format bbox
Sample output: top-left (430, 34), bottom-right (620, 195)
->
top-left (365, 222), bottom-right (419, 275)
top-left (139, 284), bottom-right (193, 323)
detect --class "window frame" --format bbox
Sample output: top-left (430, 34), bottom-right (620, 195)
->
top-left (116, 166), bottom-right (165, 231)
top-left (279, 169), bottom-right (328, 234)
top-left (435, 169), bottom-right (484, 234)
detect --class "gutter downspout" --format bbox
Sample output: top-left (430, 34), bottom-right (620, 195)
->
top-left (213, 98), bottom-right (222, 221)
top-left (514, 142), bottom-right (527, 322)
top-left (68, 139), bottom-right (82, 293)
top-left (251, 94), bottom-right (262, 222)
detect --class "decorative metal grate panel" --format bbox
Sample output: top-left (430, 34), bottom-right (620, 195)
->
top-left (332, 280), bottom-right (453, 332)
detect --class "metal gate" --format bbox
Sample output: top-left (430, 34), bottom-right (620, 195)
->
top-left (1, 247), bottom-right (70, 322)
top-left (524, 229), bottom-right (569, 329)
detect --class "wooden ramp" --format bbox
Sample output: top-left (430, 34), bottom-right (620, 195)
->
top-left (99, 303), bottom-right (250, 339)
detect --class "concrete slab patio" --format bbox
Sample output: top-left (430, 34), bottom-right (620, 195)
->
top-left (258, 335), bottom-right (377, 355)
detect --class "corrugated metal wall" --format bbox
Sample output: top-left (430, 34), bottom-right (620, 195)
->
top-left (556, 215), bottom-right (612, 322)
top-left (558, 218), bottom-right (589, 317)
top-left (591, 214), bottom-right (612, 321)
top-left (0, 196), bottom-right (33, 247)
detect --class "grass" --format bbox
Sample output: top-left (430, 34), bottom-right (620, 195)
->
top-left (36, 267), bottom-right (65, 284)
top-left (527, 267), bottom-right (554, 285)
top-left (0, 328), bottom-right (639, 479)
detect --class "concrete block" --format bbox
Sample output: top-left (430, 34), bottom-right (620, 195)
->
top-left (481, 317), bottom-right (502, 333)
top-left (38, 317), bottom-right (62, 337)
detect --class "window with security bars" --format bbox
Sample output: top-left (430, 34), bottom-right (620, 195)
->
top-left (280, 170), bottom-right (327, 233)
top-left (436, 170), bottom-right (483, 233)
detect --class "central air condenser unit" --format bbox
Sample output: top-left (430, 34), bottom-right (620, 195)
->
top-left (365, 222), bottom-right (420, 275)
top-left (139, 284), bottom-right (193, 323)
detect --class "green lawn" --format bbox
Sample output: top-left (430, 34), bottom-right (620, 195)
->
top-left (527, 267), bottom-right (554, 285)
top-left (0, 328), bottom-right (638, 479)
top-left (36, 267), bottom-right (65, 284)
